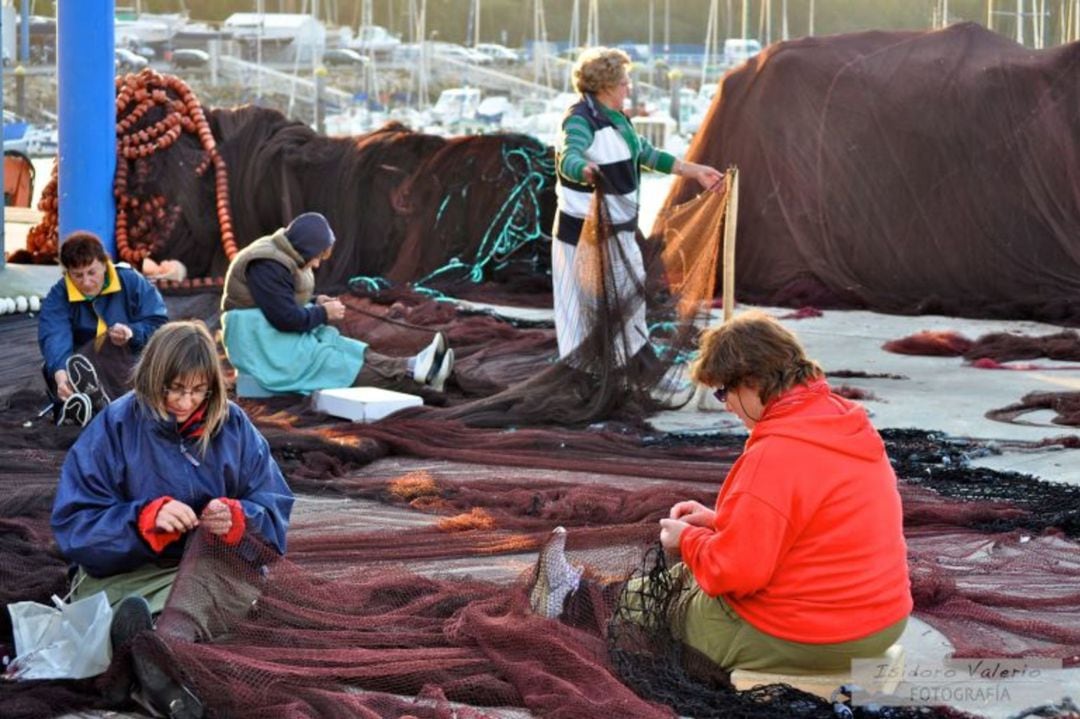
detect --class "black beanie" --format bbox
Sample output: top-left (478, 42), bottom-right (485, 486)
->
top-left (285, 212), bottom-right (335, 262)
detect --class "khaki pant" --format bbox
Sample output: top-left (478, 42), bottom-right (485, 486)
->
top-left (353, 350), bottom-right (416, 391)
top-left (622, 563), bottom-right (906, 674)
top-left (70, 557), bottom-right (260, 643)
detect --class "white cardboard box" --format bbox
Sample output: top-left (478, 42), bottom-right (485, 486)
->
top-left (312, 386), bottom-right (423, 422)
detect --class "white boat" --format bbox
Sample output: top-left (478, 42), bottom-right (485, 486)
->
top-left (431, 87), bottom-right (482, 126)
top-left (3, 111), bottom-right (58, 158)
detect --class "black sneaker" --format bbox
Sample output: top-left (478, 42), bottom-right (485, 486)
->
top-left (111, 596), bottom-right (154, 652)
top-left (56, 392), bottom-right (92, 427)
top-left (132, 634), bottom-right (204, 719)
top-left (67, 353), bottom-right (111, 409)
top-left (102, 595), bottom-right (154, 705)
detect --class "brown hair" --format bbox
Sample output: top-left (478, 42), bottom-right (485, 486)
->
top-left (690, 310), bottom-right (823, 405)
top-left (132, 320), bottom-right (228, 454)
top-left (572, 47), bottom-right (631, 95)
top-left (59, 231), bottom-right (109, 270)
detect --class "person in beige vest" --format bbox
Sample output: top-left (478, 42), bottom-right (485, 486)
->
top-left (221, 213), bottom-right (453, 395)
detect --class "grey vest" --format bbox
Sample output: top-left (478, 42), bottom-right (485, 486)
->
top-left (221, 230), bottom-right (315, 312)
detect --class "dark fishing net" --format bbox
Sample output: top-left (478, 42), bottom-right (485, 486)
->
top-left (985, 391), bottom-right (1080, 428)
top-left (660, 23), bottom-right (1080, 323)
top-left (3, 405), bottom-right (1080, 717)
top-left (356, 181), bottom-right (730, 430)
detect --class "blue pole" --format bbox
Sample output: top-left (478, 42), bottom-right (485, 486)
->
top-left (1, 9), bottom-right (6, 271)
top-left (20, 0), bottom-right (29, 63)
top-left (57, 0), bottom-right (116, 257)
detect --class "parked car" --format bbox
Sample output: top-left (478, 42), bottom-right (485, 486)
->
top-left (429, 42), bottom-right (492, 66)
top-left (350, 25), bottom-right (400, 59)
top-left (474, 43), bottom-right (521, 65)
top-left (171, 48), bottom-right (210, 69)
top-left (323, 48), bottom-right (369, 67)
top-left (114, 47), bottom-right (149, 72)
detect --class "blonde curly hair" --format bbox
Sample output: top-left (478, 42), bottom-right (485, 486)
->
top-left (572, 47), bottom-right (631, 95)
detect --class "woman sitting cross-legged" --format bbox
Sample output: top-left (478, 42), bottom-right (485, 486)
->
top-left (529, 311), bottom-right (912, 674)
top-left (50, 320), bottom-right (294, 718)
top-left (221, 212), bottom-right (453, 396)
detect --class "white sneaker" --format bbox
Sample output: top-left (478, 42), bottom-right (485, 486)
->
top-left (66, 353), bottom-right (110, 409)
top-left (57, 392), bottom-right (92, 427)
top-left (528, 526), bottom-right (583, 619)
top-left (429, 348), bottom-right (454, 393)
top-left (412, 332), bottom-right (447, 386)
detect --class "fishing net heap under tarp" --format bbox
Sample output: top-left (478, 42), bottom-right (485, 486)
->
top-left (663, 23), bottom-right (1080, 324)
top-left (14, 69), bottom-right (558, 298)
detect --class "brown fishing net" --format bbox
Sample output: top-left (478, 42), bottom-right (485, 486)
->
top-left (662, 23), bottom-right (1080, 324)
top-left (4, 31), bottom-right (1080, 717)
top-left (879, 330), bottom-right (1080, 427)
top-left (3, 372), bottom-right (1080, 719)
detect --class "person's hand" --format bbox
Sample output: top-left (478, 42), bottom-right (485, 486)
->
top-left (679, 161), bottom-right (726, 193)
top-left (199, 498), bottom-right (233, 536)
top-left (323, 299), bottom-right (346, 322)
top-left (659, 517), bottom-right (690, 552)
top-left (107, 322), bottom-right (134, 346)
top-left (668, 500), bottom-right (716, 528)
top-left (582, 162), bottom-right (600, 185)
top-left (156, 500), bottom-right (199, 534)
top-left (54, 369), bottom-right (74, 400)
top-left (315, 294), bottom-right (336, 306)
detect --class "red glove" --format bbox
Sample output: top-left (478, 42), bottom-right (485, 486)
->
top-left (137, 496), bottom-right (182, 553)
top-left (218, 497), bottom-right (246, 546)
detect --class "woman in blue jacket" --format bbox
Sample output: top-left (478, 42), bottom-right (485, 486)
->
top-left (51, 320), bottom-right (293, 717)
top-left (52, 319), bottom-right (293, 608)
top-left (38, 231), bottom-right (168, 425)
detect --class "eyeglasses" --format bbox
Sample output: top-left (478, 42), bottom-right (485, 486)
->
top-left (164, 386), bottom-right (211, 402)
top-left (713, 386), bottom-right (727, 403)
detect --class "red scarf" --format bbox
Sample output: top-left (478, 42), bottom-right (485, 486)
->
top-left (177, 402), bottom-right (208, 441)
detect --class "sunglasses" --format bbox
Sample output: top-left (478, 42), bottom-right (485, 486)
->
top-left (713, 386), bottom-right (727, 403)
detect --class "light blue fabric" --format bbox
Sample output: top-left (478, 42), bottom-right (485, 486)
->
top-left (221, 308), bottom-right (366, 395)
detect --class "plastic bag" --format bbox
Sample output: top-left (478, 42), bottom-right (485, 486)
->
top-left (5, 591), bottom-right (113, 679)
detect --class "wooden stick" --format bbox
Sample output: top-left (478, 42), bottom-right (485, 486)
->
top-left (721, 166), bottom-right (740, 322)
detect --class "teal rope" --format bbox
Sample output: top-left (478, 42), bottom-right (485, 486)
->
top-left (347, 275), bottom-right (391, 293)
top-left (648, 320), bottom-right (698, 364)
top-left (348, 141), bottom-right (555, 300)
top-left (416, 143), bottom-right (554, 288)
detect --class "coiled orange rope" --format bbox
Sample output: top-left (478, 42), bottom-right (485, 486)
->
top-left (26, 68), bottom-right (235, 273)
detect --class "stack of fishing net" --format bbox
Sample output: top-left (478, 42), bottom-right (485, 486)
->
top-left (665, 23), bottom-right (1080, 324)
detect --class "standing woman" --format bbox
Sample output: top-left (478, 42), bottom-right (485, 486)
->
top-left (553, 47), bottom-right (724, 362)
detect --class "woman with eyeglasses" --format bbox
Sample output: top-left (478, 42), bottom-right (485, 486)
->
top-left (50, 320), bottom-right (293, 716)
top-left (652, 310), bottom-right (912, 672)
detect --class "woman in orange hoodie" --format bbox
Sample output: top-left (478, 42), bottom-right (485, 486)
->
top-left (655, 310), bottom-right (912, 672)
